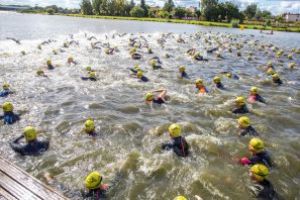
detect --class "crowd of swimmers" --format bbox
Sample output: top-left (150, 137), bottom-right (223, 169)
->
top-left (1, 33), bottom-right (298, 200)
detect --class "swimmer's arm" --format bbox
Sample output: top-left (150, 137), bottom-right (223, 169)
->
top-left (10, 135), bottom-right (26, 155)
top-left (161, 142), bottom-right (173, 150)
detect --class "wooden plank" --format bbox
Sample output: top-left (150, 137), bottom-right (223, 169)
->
top-left (0, 187), bottom-right (17, 200)
top-left (0, 171), bottom-right (41, 200)
top-left (0, 158), bottom-right (68, 200)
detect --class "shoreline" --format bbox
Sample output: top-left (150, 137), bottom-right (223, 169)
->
top-left (13, 11), bottom-right (300, 33)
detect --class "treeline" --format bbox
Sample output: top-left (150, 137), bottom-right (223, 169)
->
top-left (80, 0), bottom-right (277, 23)
top-left (80, 0), bottom-right (200, 19)
top-left (20, 5), bottom-right (80, 15)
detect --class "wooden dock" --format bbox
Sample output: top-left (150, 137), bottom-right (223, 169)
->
top-left (0, 157), bottom-right (68, 200)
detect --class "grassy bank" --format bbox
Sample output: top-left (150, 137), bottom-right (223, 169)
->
top-left (64, 14), bottom-right (300, 33)
top-left (19, 11), bottom-right (300, 33)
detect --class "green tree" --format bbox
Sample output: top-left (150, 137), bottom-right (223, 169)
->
top-left (174, 7), bottom-right (186, 19)
top-left (244, 3), bottom-right (257, 20)
top-left (100, 0), bottom-right (109, 15)
top-left (261, 10), bottom-right (272, 19)
top-left (92, 0), bottom-right (102, 15)
top-left (163, 0), bottom-right (175, 13)
top-left (221, 2), bottom-right (241, 22)
top-left (46, 8), bottom-right (55, 15)
top-left (130, 6), bottom-right (145, 17)
top-left (81, 0), bottom-right (93, 15)
top-left (157, 10), bottom-right (170, 18)
top-left (201, 0), bottom-right (219, 21)
top-left (140, 0), bottom-right (148, 17)
top-left (108, 0), bottom-right (117, 15)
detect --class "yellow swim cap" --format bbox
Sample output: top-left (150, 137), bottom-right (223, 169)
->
top-left (85, 119), bottom-right (95, 133)
top-left (266, 68), bottom-right (275, 75)
top-left (37, 69), bottom-right (45, 76)
top-left (85, 171), bottom-right (102, 190)
top-left (137, 70), bottom-right (143, 78)
top-left (145, 92), bottom-right (154, 101)
top-left (195, 79), bottom-right (203, 85)
top-left (288, 62), bottom-right (296, 69)
top-left (23, 126), bottom-right (37, 142)
top-left (179, 66), bottom-right (186, 72)
top-left (130, 48), bottom-right (137, 55)
top-left (226, 73), bottom-right (232, 78)
top-left (134, 64), bottom-right (140, 70)
top-left (168, 123), bottom-right (181, 138)
top-left (46, 60), bottom-right (52, 65)
top-left (250, 164), bottom-right (269, 180)
top-left (250, 87), bottom-right (258, 94)
top-left (174, 196), bottom-right (187, 200)
top-left (150, 59), bottom-right (157, 66)
top-left (272, 73), bottom-right (279, 80)
top-left (89, 72), bottom-right (96, 79)
top-left (67, 56), bottom-right (74, 63)
top-left (267, 61), bottom-right (273, 67)
top-left (3, 83), bottom-right (10, 90)
top-left (235, 96), bottom-right (245, 106)
top-left (86, 66), bottom-right (92, 72)
top-left (2, 102), bottom-right (14, 112)
top-left (238, 116), bottom-right (250, 128)
top-left (213, 76), bottom-right (221, 83)
top-left (249, 138), bottom-right (264, 151)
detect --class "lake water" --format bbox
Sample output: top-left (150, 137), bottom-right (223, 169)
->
top-left (0, 11), bottom-right (300, 200)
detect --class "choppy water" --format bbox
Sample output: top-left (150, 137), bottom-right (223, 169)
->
top-left (0, 12), bottom-right (300, 200)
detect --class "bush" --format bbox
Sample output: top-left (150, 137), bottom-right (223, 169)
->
top-left (130, 6), bottom-right (145, 17)
top-left (47, 8), bottom-right (55, 15)
top-left (157, 10), bottom-right (170, 19)
top-left (231, 19), bottom-right (240, 28)
top-left (265, 19), bottom-right (271, 26)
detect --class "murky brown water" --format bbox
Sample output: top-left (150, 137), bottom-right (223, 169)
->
top-left (0, 12), bottom-right (300, 200)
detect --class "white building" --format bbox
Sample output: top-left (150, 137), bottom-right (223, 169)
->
top-left (283, 13), bottom-right (300, 22)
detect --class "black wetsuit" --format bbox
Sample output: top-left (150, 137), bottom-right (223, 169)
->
top-left (273, 79), bottom-right (282, 86)
top-left (232, 105), bottom-right (249, 114)
top-left (249, 151), bottom-right (273, 168)
top-left (153, 97), bottom-right (165, 105)
top-left (232, 74), bottom-right (240, 80)
top-left (0, 111), bottom-right (20, 124)
top-left (10, 135), bottom-right (49, 156)
top-left (0, 89), bottom-right (13, 97)
top-left (251, 94), bottom-right (266, 103)
top-left (252, 179), bottom-right (280, 200)
top-left (162, 136), bottom-right (189, 157)
top-left (82, 188), bottom-right (107, 199)
top-left (240, 126), bottom-right (259, 136)
top-left (81, 77), bottom-right (97, 81)
top-left (130, 68), bottom-right (138, 74)
top-left (47, 64), bottom-right (55, 70)
top-left (140, 76), bottom-right (149, 82)
top-left (180, 72), bottom-right (189, 79)
top-left (216, 83), bottom-right (225, 90)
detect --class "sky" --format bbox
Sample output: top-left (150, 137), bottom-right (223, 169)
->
top-left (0, 0), bottom-right (300, 15)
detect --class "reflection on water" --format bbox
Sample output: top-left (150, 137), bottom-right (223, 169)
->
top-left (0, 11), bottom-right (300, 200)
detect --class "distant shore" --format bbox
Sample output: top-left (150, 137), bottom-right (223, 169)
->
top-left (15, 11), bottom-right (300, 33)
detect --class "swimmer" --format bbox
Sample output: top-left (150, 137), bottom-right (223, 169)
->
top-left (0, 102), bottom-right (20, 124)
top-left (195, 79), bottom-right (208, 94)
top-left (0, 83), bottom-right (14, 97)
top-left (239, 138), bottom-right (272, 168)
top-left (162, 123), bottom-right (189, 157)
top-left (10, 126), bottom-right (49, 156)
top-left (237, 116), bottom-right (259, 136)
top-left (145, 89), bottom-right (167, 105)
top-left (232, 96), bottom-right (249, 114)
top-left (248, 87), bottom-right (266, 104)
